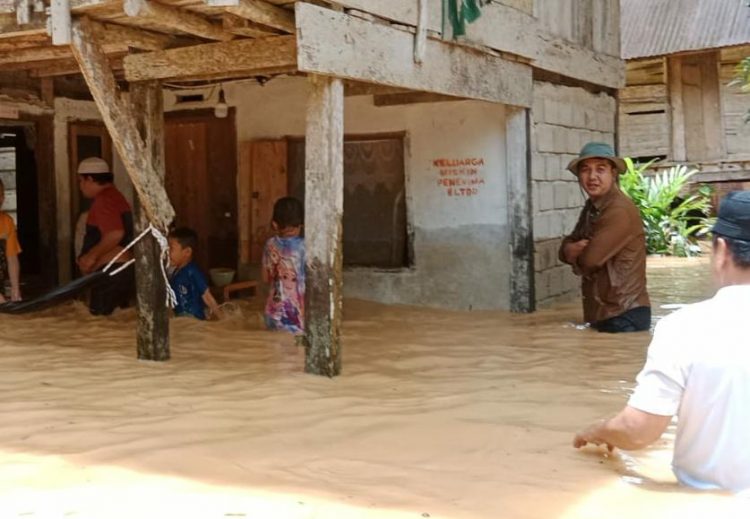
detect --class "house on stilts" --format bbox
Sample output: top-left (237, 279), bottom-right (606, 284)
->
top-left (0, 0), bottom-right (623, 374)
top-left (619, 0), bottom-right (750, 199)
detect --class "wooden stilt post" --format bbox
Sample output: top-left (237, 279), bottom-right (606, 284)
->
top-left (506, 106), bottom-right (535, 313)
top-left (71, 17), bottom-right (175, 360)
top-left (304, 74), bottom-right (344, 377)
top-left (131, 81), bottom-right (170, 361)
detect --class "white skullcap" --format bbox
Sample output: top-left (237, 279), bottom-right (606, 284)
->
top-left (77, 157), bottom-right (110, 175)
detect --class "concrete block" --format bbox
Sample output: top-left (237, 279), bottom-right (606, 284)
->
top-left (568, 183), bottom-right (584, 209)
top-left (558, 101), bottom-right (574, 127)
top-left (566, 129), bottom-right (580, 154)
top-left (531, 152), bottom-right (546, 181)
top-left (549, 266), bottom-right (564, 296)
top-left (543, 98), bottom-right (558, 125)
top-left (534, 238), bottom-right (560, 272)
top-left (533, 213), bottom-right (550, 240)
top-left (536, 123), bottom-right (555, 153)
top-left (535, 269), bottom-right (551, 301)
top-left (545, 154), bottom-right (561, 181)
top-left (553, 181), bottom-right (568, 210)
top-left (598, 110), bottom-right (615, 133)
top-left (540, 182), bottom-right (555, 211)
top-left (532, 94), bottom-right (545, 122)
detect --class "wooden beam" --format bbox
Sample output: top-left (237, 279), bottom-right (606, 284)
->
top-left (373, 92), bottom-right (462, 106)
top-left (304, 74), bottom-right (343, 377)
top-left (223, 0), bottom-right (294, 33)
top-left (123, 35), bottom-right (296, 82)
top-left (295, 3), bottom-right (532, 107)
top-left (131, 80), bottom-right (170, 362)
top-left (124, 0), bottom-right (232, 41)
top-left (30, 55), bottom-right (125, 77)
top-left (0, 12), bottom-right (47, 37)
top-left (70, 17), bottom-right (175, 230)
top-left (0, 45), bottom-right (72, 65)
top-left (39, 76), bottom-right (54, 104)
top-left (505, 106), bottom-right (534, 313)
top-left (99, 22), bottom-right (173, 50)
top-left (668, 56), bottom-right (686, 162)
top-left (30, 112), bottom-right (59, 287)
top-left (222, 12), bottom-right (279, 38)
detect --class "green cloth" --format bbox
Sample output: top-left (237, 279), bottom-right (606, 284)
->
top-left (443, 0), bottom-right (491, 37)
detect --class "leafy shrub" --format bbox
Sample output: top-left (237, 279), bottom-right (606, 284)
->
top-left (620, 158), bottom-right (714, 257)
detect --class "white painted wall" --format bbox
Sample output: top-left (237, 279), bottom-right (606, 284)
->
top-left (51, 77), bottom-right (511, 308)
top-left (165, 76), bottom-right (510, 308)
top-left (165, 77), bottom-right (507, 229)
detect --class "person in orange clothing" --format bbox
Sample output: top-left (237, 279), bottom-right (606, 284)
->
top-left (0, 178), bottom-right (21, 303)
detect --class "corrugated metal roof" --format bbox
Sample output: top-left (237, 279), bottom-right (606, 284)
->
top-left (621, 0), bottom-right (750, 59)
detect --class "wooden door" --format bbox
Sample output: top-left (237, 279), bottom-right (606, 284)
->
top-left (238, 139), bottom-right (288, 263)
top-left (165, 110), bottom-right (237, 272)
top-left (681, 52), bottom-right (725, 161)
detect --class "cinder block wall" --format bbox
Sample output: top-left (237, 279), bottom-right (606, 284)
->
top-left (530, 81), bottom-right (616, 307)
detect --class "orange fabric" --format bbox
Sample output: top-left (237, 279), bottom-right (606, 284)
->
top-left (559, 188), bottom-right (650, 324)
top-left (0, 212), bottom-right (21, 257)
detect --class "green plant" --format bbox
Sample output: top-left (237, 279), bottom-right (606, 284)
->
top-left (620, 158), bottom-right (714, 257)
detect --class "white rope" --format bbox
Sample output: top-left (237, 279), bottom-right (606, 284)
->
top-left (102, 224), bottom-right (177, 308)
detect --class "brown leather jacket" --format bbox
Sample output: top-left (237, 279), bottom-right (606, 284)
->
top-left (559, 188), bottom-right (650, 324)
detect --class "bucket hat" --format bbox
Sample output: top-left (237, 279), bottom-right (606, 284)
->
top-left (566, 142), bottom-right (626, 176)
top-left (712, 191), bottom-right (750, 241)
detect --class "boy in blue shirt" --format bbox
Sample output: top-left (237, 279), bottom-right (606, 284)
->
top-left (167, 227), bottom-right (220, 320)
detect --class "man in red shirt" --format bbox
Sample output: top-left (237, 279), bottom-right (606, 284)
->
top-left (77, 157), bottom-right (134, 315)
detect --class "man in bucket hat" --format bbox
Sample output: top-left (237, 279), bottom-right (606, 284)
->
top-left (573, 191), bottom-right (750, 492)
top-left (558, 142), bottom-right (651, 332)
top-left (76, 157), bottom-right (134, 315)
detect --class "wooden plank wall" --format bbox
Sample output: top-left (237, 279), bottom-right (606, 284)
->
top-left (619, 84), bottom-right (670, 158)
top-left (720, 45), bottom-right (750, 158)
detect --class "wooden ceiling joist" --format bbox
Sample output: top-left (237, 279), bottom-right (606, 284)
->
top-left (98, 21), bottom-right (173, 50)
top-left (124, 0), bottom-right (232, 41)
top-left (123, 34), bottom-right (297, 81)
top-left (0, 45), bottom-right (73, 66)
top-left (222, 12), bottom-right (279, 38)
top-left (221, 0), bottom-right (294, 33)
top-left (30, 55), bottom-right (126, 77)
top-left (0, 12), bottom-right (46, 37)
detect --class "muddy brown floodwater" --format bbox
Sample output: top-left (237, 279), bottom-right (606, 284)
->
top-left (0, 256), bottom-right (746, 518)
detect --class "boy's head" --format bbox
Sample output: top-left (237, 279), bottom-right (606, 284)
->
top-left (272, 197), bottom-right (303, 233)
top-left (168, 227), bottom-right (198, 268)
top-left (77, 157), bottom-right (114, 199)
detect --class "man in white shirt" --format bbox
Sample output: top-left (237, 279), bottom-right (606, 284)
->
top-left (573, 190), bottom-right (750, 492)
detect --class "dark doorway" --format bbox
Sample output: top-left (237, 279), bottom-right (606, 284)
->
top-left (0, 128), bottom-right (41, 277)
